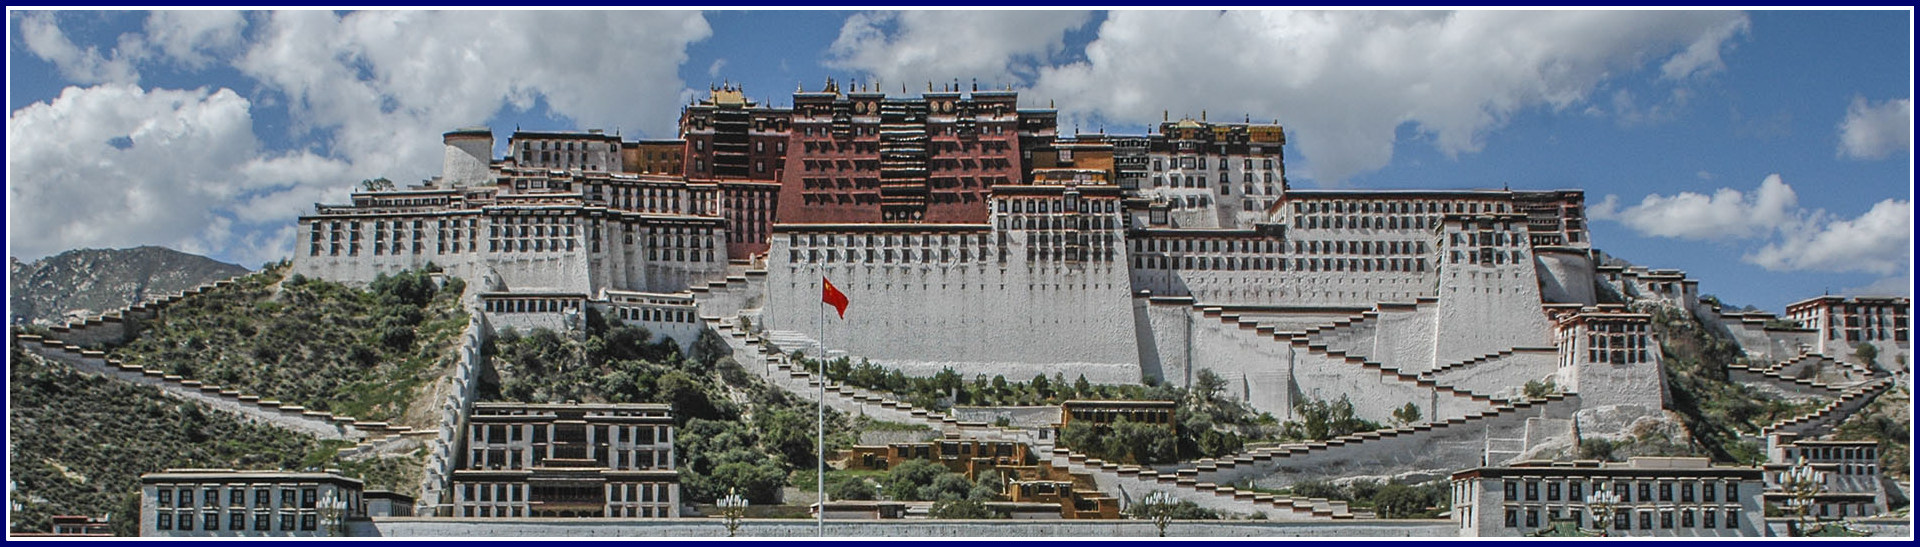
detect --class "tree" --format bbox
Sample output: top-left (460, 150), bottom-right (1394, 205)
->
top-left (1524, 378), bottom-right (1558, 399)
top-left (1853, 343), bottom-right (1881, 373)
top-left (827, 476), bottom-right (876, 501)
top-left (1391, 402), bottom-right (1423, 427)
top-left (360, 177), bottom-right (394, 191)
top-left (1370, 483), bottom-right (1426, 518)
top-left (930, 498), bottom-right (993, 519)
top-left (881, 459), bottom-right (949, 501)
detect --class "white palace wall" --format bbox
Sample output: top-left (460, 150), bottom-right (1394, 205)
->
top-left (763, 229), bottom-right (1142, 384)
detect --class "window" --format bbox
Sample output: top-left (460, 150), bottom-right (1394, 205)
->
top-left (1504, 508), bottom-right (1518, 528)
top-left (1660, 511), bottom-right (1673, 529)
top-left (1614, 510), bottom-right (1631, 530)
top-left (1569, 481), bottom-right (1583, 500)
top-left (1725, 510), bottom-right (1738, 529)
top-left (1703, 482), bottom-right (1717, 502)
top-left (301, 514), bottom-right (317, 531)
top-left (1681, 483), bottom-right (1694, 503)
top-left (1525, 509), bottom-right (1539, 528)
top-left (1547, 482), bottom-right (1560, 501)
top-left (1525, 481), bottom-right (1538, 501)
top-left (1703, 510), bottom-right (1717, 529)
top-left (1659, 483), bottom-right (1672, 502)
top-left (282, 489), bottom-right (296, 508)
top-left (157, 513), bottom-right (173, 531)
top-left (230, 511), bottom-right (245, 531)
top-left (159, 489), bottom-right (173, 507)
top-left (1639, 511), bottom-right (1652, 530)
top-left (1638, 483), bottom-right (1651, 502)
top-left (281, 513), bottom-right (295, 531)
top-left (204, 512), bottom-right (219, 531)
top-left (1725, 483), bottom-right (1738, 500)
top-left (1681, 510), bottom-right (1694, 528)
top-left (181, 489), bottom-right (195, 507)
top-left (302, 488), bottom-right (318, 509)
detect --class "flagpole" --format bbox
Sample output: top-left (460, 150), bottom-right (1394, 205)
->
top-left (817, 291), bottom-right (825, 537)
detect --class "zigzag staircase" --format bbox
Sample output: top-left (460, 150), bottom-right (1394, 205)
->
top-left (1760, 376), bottom-right (1895, 437)
top-left (1202, 306), bottom-right (1503, 406)
top-left (696, 314), bottom-right (1355, 520)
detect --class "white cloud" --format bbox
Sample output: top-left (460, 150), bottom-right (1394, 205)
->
top-left (827, 10), bottom-right (1094, 91)
top-left (1747, 198), bottom-right (1911, 275)
top-left (15, 11), bottom-right (141, 85)
top-left (1595, 174), bottom-right (1911, 276)
top-left (1837, 96), bottom-right (1911, 160)
top-left (142, 10), bottom-right (249, 69)
top-left (5, 84), bottom-right (339, 262)
top-left (233, 10), bottom-right (712, 187)
top-left (1012, 10), bottom-right (1750, 182)
top-left (1591, 174), bottom-right (1798, 240)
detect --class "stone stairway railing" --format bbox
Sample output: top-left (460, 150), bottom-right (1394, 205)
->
top-left (12, 332), bottom-right (412, 442)
top-left (41, 274), bottom-right (252, 347)
top-left (1040, 447), bottom-right (1354, 520)
top-left (1761, 377), bottom-right (1895, 437)
top-left (1176, 393), bottom-right (1578, 488)
top-left (416, 310), bottom-right (489, 516)
top-left (1762, 352), bottom-right (1879, 381)
top-left (1727, 358), bottom-right (1855, 397)
top-left (698, 315), bottom-right (1347, 520)
top-left (1418, 347), bottom-right (1561, 381)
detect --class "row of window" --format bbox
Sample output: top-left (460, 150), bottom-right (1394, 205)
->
top-left (1150, 156), bottom-right (1279, 172)
top-left (156, 486), bottom-right (317, 509)
top-left (614, 306), bottom-right (696, 324)
top-left (1000, 215), bottom-right (1121, 232)
top-left (1295, 214), bottom-right (1442, 231)
top-left (1293, 199), bottom-right (1509, 216)
top-left (1504, 506), bottom-right (1738, 531)
top-left (1135, 255), bottom-right (1430, 274)
top-left (1447, 249), bottom-right (1528, 266)
top-left (1504, 479), bottom-right (1739, 503)
top-left (482, 299), bottom-right (581, 314)
top-left (154, 511), bottom-right (318, 532)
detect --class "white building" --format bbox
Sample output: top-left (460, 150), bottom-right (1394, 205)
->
top-left (140, 469), bottom-right (370, 537)
top-left (1450, 458), bottom-right (1767, 537)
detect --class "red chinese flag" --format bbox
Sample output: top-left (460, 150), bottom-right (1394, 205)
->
top-left (822, 277), bottom-right (850, 319)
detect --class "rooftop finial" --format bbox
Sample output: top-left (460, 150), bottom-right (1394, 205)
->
top-left (972, 78), bottom-right (978, 92)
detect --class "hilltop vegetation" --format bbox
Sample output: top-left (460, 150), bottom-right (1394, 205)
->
top-left (481, 310), bottom-right (854, 505)
top-left (7, 346), bottom-right (420, 536)
top-left (105, 265), bottom-right (467, 425)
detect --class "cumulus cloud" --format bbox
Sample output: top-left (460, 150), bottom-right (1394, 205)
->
top-left (1746, 198), bottom-right (1911, 275)
top-left (15, 11), bottom-right (141, 85)
top-left (9, 10), bottom-right (715, 263)
top-left (1842, 273), bottom-right (1914, 298)
top-left (1590, 174), bottom-right (1797, 240)
top-left (1595, 174), bottom-right (1912, 276)
top-left (1009, 10), bottom-right (1751, 182)
top-left (142, 10), bottom-right (249, 69)
top-left (827, 10), bottom-right (1094, 91)
top-left (234, 10), bottom-right (712, 187)
top-left (5, 84), bottom-right (342, 263)
top-left (1837, 96), bottom-right (1911, 160)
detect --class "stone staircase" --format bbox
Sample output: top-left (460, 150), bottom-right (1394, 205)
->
top-left (1761, 376), bottom-right (1896, 437)
top-left (1202, 308), bottom-right (1501, 406)
top-left (41, 274), bottom-right (251, 347)
top-left (1419, 347), bottom-right (1561, 382)
top-left (1173, 393), bottom-right (1578, 490)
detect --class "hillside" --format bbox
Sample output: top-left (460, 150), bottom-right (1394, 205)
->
top-left (7, 345), bottom-right (420, 536)
top-left (103, 265), bottom-right (468, 427)
top-left (8, 246), bottom-right (249, 326)
top-left (481, 310), bottom-right (855, 505)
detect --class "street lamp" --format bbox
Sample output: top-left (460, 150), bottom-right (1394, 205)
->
top-left (1781, 459), bottom-right (1827, 537)
top-left (1136, 491), bottom-right (1177, 537)
top-left (717, 488), bottom-right (749, 537)
top-left (1583, 490), bottom-right (1622, 537)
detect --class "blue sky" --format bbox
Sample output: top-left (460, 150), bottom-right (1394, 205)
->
top-left (5, 9), bottom-right (1912, 313)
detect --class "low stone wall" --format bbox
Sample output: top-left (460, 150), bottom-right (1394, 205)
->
top-left (950, 406), bottom-right (1060, 428)
top-left (349, 517), bottom-right (1458, 537)
top-left (1728, 368), bottom-right (1842, 400)
top-left (43, 276), bottom-right (245, 347)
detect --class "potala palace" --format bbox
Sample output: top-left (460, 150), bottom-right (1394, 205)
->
top-left (79, 80), bottom-right (1891, 536)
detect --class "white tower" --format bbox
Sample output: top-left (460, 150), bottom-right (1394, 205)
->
top-left (442, 128), bottom-right (494, 187)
